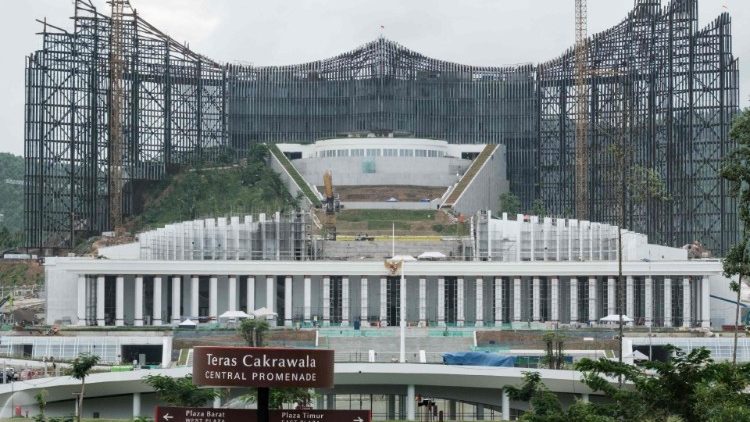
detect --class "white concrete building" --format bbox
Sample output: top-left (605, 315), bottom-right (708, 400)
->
top-left (276, 137), bottom-right (509, 215)
top-left (44, 212), bottom-right (736, 330)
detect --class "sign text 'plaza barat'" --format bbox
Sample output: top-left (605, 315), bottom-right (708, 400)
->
top-left (192, 347), bottom-right (335, 388)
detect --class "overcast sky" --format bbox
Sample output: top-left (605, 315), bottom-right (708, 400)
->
top-left (1, 0), bottom-right (747, 156)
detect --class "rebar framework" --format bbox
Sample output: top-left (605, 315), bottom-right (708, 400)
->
top-left (25, 0), bottom-right (738, 254)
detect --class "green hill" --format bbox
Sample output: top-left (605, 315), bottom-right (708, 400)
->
top-left (128, 145), bottom-right (300, 232)
top-left (0, 153), bottom-right (24, 249)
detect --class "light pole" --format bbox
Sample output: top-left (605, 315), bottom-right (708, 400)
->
top-left (400, 258), bottom-right (406, 363)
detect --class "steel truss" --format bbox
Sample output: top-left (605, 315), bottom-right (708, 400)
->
top-left (25, 0), bottom-right (738, 254)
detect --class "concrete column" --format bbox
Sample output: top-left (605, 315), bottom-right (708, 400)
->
top-left (607, 277), bottom-right (616, 316)
top-left (581, 393), bottom-right (589, 403)
top-left (77, 275), bottom-right (86, 326)
top-left (448, 400), bottom-right (456, 420)
top-left (209, 276), bottom-right (218, 320)
top-left (513, 278), bottom-right (521, 322)
top-left (96, 275), bottom-right (105, 326)
top-left (437, 278), bottom-right (445, 326)
top-left (153, 276), bottom-right (162, 326)
top-left (190, 276), bottom-right (199, 319)
top-left (266, 276), bottom-right (274, 316)
top-left (360, 277), bottom-right (368, 326)
top-left (380, 277), bottom-right (387, 325)
top-left (246, 277), bottom-right (255, 312)
top-left (304, 276), bottom-right (312, 324)
top-left (323, 276), bottom-right (331, 325)
top-left (457, 277), bottom-right (465, 326)
top-left (406, 384), bottom-right (415, 421)
top-left (502, 389), bottom-right (510, 421)
top-left (476, 278), bottom-right (484, 327)
top-left (419, 278), bottom-right (427, 327)
top-left (285, 276), bottom-right (293, 327)
top-left (626, 276), bottom-right (635, 326)
top-left (701, 276), bottom-right (711, 328)
top-left (172, 276), bottom-right (181, 323)
top-left (645, 276), bottom-right (653, 327)
top-left (664, 277), bottom-right (672, 327)
top-left (588, 277), bottom-right (597, 324)
top-left (494, 277), bottom-right (503, 325)
top-left (341, 277), bottom-right (349, 326)
top-left (228, 276), bottom-right (238, 312)
top-left (551, 277), bottom-right (559, 322)
top-left (570, 278), bottom-right (578, 323)
top-left (134, 276), bottom-right (144, 327)
top-left (132, 392), bottom-right (141, 418)
top-left (532, 277), bottom-right (541, 322)
top-left (682, 277), bottom-right (691, 328)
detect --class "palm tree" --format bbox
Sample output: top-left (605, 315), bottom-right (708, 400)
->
top-left (70, 353), bottom-right (100, 422)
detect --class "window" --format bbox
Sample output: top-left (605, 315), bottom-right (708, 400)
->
top-left (366, 149), bottom-right (381, 157)
top-left (384, 148), bottom-right (398, 157)
top-left (428, 150), bottom-right (438, 157)
top-left (337, 149), bottom-right (349, 157)
top-left (399, 149), bottom-right (414, 157)
top-left (415, 149), bottom-right (427, 157)
top-left (351, 149), bottom-right (364, 157)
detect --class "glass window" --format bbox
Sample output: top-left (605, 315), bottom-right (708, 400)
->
top-left (415, 149), bottom-right (427, 157)
top-left (366, 149), bottom-right (381, 157)
top-left (428, 150), bottom-right (438, 157)
top-left (351, 149), bottom-right (364, 157)
top-left (399, 149), bottom-right (414, 157)
top-left (383, 148), bottom-right (398, 157)
top-left (337, 149), bottom-right (349, 157)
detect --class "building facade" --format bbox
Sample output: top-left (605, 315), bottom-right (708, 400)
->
top-left (25, 0), bottom-right (739, 254)
top-left (45, 212), bottom-right (733, 329)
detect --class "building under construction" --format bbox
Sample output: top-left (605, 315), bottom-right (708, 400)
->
top-left (25, 0), bottom-right (738, 253)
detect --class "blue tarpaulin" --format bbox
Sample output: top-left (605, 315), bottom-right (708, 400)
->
top-left (442, 352), bottom-right (516, 367)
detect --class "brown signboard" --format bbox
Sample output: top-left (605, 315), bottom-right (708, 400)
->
top-left (156, 407), bottom-right (371, 422)
top-left (192, 346), bottom-right (335, 388)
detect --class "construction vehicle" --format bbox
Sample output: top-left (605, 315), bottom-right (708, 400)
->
top-left (322, 170), bottom-right (341, 240)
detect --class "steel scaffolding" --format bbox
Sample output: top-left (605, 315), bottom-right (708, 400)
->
top-left (25, 0), bottom-right (738, 254)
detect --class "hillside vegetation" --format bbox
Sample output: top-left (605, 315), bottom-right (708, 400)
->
top-left (128, 145), bottom-right (299, 232)
top-left (0, 153), bottom-right (24, 249)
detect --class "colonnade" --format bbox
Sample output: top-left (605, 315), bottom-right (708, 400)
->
top-left (76, 274), bottom-right (711, 328)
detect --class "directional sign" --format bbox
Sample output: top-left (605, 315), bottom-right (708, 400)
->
top-left (192, 347), bottom-right (335, 388)
top-left (156, 407), bottom-right (371, 422)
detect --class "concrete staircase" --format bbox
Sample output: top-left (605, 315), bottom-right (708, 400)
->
top-left (322, 239), bottom-right (460, 260)
top-left (441, 144), bottom-right (498, 208)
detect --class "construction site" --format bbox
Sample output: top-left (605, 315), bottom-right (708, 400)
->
top-left (23, 0), bottom-right (740, 257)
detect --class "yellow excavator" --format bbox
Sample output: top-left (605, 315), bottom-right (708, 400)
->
top-left (323, 170), bottom-right (340, 240)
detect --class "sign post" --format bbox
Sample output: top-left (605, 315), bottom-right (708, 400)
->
top-left (191, 346), bottom-right (337, 422)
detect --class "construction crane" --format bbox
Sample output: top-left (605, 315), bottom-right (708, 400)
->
top-left (109, 0), bottom-right (127, 232)
top-left (322, 170), bottom-right (339, 240)
top-left (574, 0), bottom-right (589, 220)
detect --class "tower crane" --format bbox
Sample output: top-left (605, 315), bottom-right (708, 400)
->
top-left (574, 0), bottom-right (589, 220)
top-left (109, 0), bottom-right (127, 232)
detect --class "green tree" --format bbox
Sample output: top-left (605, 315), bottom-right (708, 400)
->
top-left (541, 332), bottom-right (565, 370)
top-left (241, 387), bottom-right (314, 409)
top-left (144, 374), bottom-right (219, 407)
top-left (34, 390), bottom-right (47, 422)
top-left (721, 107), bottom-right (750, 364)
top-left (530, 199), bottom-right (547, 217)
top-left (504, 372), bottom-right (609, 422)
top-left (499, 192), bottom-right (522, 215)
top-left (70, 353), bottom-right (100, 422)
top-left (238, 318), bottom-right (270, 347)
top-left (575, 346), bottom-right (750, 422)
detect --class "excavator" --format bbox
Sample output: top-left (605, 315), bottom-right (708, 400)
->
top-left (322, 170), bottom-right (340, 240)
